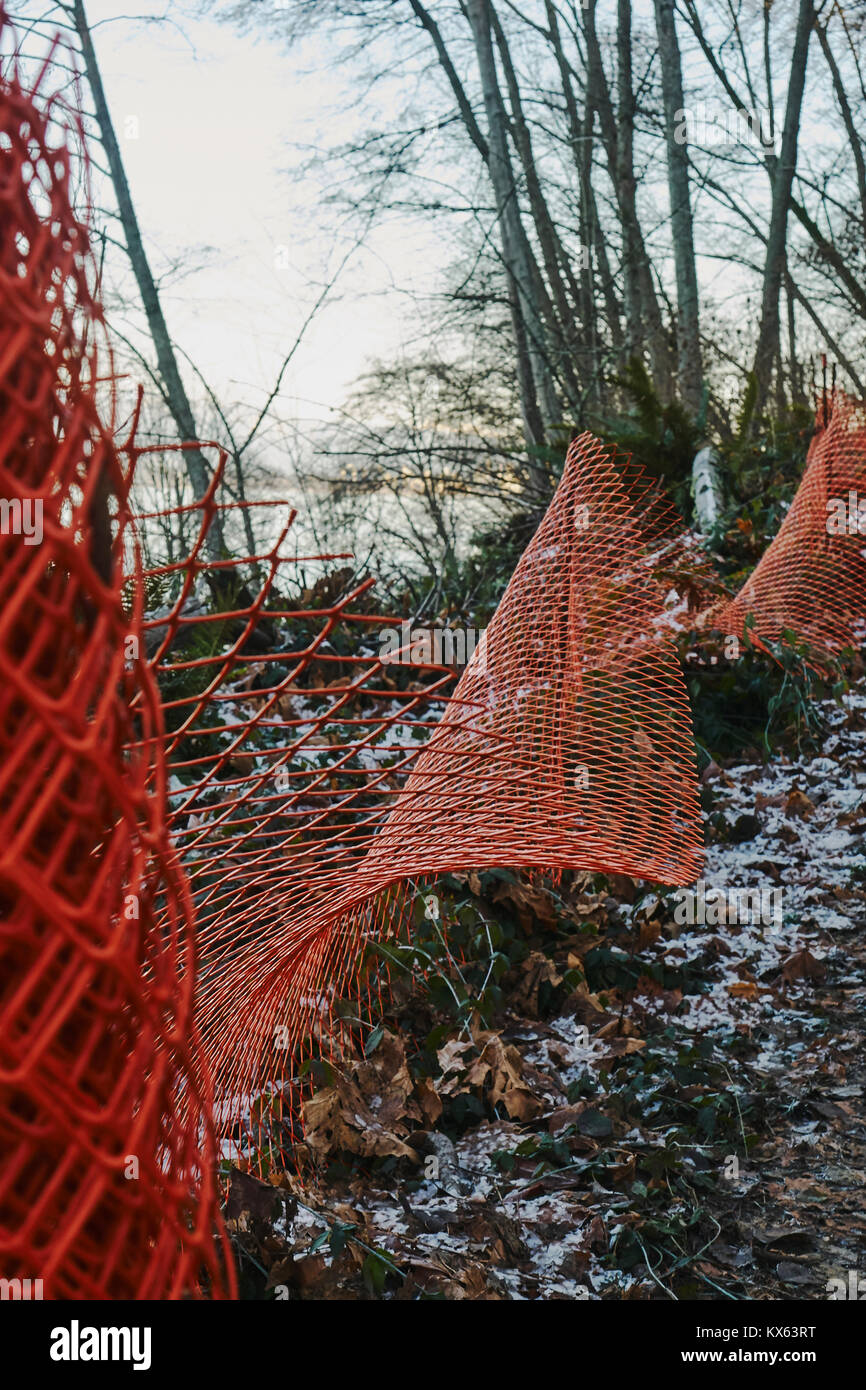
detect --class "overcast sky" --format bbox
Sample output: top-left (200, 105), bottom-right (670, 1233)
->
top-left (44, 0), bottom-right (445, 445)
top-left (10, 0), bottom-right (848, 462)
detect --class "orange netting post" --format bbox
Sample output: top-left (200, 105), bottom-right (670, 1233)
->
top-left (0, 30), bottom-right (232, 1298)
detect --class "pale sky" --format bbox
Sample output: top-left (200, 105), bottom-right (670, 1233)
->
top-left (9, 0), bottom-right (854, 472)
top-left (41, 0), bottom-right (446, 443)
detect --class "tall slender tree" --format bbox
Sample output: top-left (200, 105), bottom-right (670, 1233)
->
top-left (749, 0), bottom-right (815, 419)
top-left (653, 0), bottom-right (703, 415)
top-left (70, 0), bottom-right (226, 556)
top-left (465, 0), bottom-right (559, 456)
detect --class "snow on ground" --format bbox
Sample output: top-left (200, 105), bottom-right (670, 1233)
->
top-left (225, 683), bottom-right (866, 1299)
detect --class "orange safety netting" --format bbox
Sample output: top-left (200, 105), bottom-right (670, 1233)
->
top-left (140, 440), bottom-right (708, 1167)
top-left (3, 11), bottom-right (866, 1301)
top-left (709, 392), bottom-right (866, 658)
top-left (139, 393), bottom-right (866, 1176)
top-left (0, 35), bottom-right (232, 1298)
top-left (148, 389), bottom-right (866, 1173)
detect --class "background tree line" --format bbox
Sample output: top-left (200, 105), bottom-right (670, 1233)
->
top-left (224, 0), bottom-right (866, 582)
top-left (9, 0), bottom-right (866, 589)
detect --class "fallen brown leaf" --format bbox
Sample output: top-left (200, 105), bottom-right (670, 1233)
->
top-left (785, 785), bottom-right (815, 818)
top-left (781, 949), bottom-right (826, 983)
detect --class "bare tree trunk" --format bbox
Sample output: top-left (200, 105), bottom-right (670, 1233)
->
top-left (611, 0), bottom-right (644, 363)
top-left (683, 0), bottom-right (866, 372)
top-left (590, 187), bottom-right (624, 356)
top-left (544, 0), bottom-right (611, 401)
top-left (465, 0), bottom-right (559, 458)
top-left (584, 0), bottom-right (672, 399)
top-left (584, 0), bottom-right (638, 359)
top-left (408, 0), bottom-right (553, 469)
top-left (653, 0), bottom-right (703, 415)
top-left (784, 271), bottom-right (804, 405)
top-left (692, 446), bottom-right (724, 532)
top-left (490, 3), bottom-right (583, 410)
top-left (815, 18), bottom-right (866, 233)
top-left (72, 0), bottom-right (226, 557)
top-left (751, 0), bottom-right (814, 422)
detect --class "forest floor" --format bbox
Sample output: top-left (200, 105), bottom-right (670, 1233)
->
top-left (225, 687), bottom-right (866, 1301)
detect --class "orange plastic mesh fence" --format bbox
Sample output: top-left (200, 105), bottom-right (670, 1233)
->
top-left (709, 393), bottom-right (866, 658)
top-left (139, 394), bottom-right (866, 1177)
top-left (4, 13), bottom-right (866, 1299)
top-left (140, 439), bottom-right (707, 1168)
top-left (0, 33), bottom-right (233, 1298)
